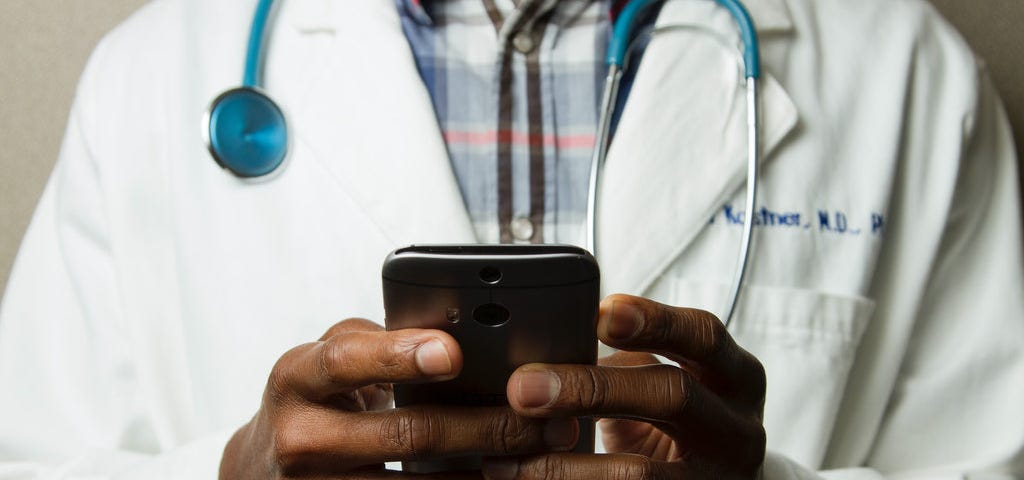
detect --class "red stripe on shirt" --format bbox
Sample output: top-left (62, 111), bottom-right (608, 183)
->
top-left (443, 130), bottom-right (596, 149)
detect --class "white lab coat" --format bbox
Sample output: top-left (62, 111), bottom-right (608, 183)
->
top-left (1, 0), bottom-right (1022, 478)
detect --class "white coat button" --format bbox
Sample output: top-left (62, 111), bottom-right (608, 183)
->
top-left (510, 216), bottom-right (535, 241)
top-left (512, 32), bottom-right (535, 54)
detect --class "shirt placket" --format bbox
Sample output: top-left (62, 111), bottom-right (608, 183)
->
top-left (484, 0), bottom-right (558, 244)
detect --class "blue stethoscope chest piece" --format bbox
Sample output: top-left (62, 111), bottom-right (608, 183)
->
top-left (206, 87), bottom-right (288, 178)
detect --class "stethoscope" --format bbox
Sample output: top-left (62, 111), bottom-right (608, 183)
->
top-left (205, 0), bottom-right (761, 327)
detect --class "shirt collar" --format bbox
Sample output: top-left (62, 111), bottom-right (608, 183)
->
top-left (401, 0), bottom-right (562, 28)
top-left (290, 0), bottom-right (793, 36)
top-left (403, 0), bottom-right (791, 31)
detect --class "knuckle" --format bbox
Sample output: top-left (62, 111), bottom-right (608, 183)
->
top-left (489, 411), bottom-right (516, 452)
top-left (321, 318), bottom-right (381, 340)
top-left (749, 357), bottom-right (768, 399)
top-left (324, 330), bottom-right (423, 385)
top-left (374, 336), bottom-right (416, 378)
top-left (320, 336), bottom-right (352, 384)
top-left (731, 347), bottom-right (767, 410)
top-left (666, 307), bottom-right (728, 360)
top-left (753, 424), bottom-right (767, 453)
top-left (617, 456), bottom-right (657, 480)
top-left (320, 321), bottom-right (352, 340)
top-left (267, 344), bottom-right (312, 400)
top-left (271, 421), bottom-right (308, 471)
top-left (382, 410), bottom-right (441, 460)
top-left (695, 310), bottom-right (729, 359)
top-left (490, 411), bottom-right (527, 454)
top-left (667, 367), bottom-right (695, 420)
top-left (736, 424), bottom-right (767, 476)
top-left (533, 455), bottom-right (571, 480)
top-left (267, 365), bottom-right (291, 400)
top-left (323, 331), bottom-right (393, 384)
top-left (379, 413), bottom-right (404, 454)
top-left (577, 368), bottom-right (608, 411)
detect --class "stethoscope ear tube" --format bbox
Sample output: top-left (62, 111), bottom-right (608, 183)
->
top-left (589, 0), bottom-right (762, 328)
top-left (586, 65), bottom-right (622, 256)
top-left (607, 0), bottom-right (662, 67)
top-left (714, 0), bottom-right (760, 79)
top-left (244, 0), bottom-right (277, 88)
top-left (721, 77), bottom-right (760, 329)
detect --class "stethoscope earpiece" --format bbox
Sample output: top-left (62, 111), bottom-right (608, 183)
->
top-left (205, 87), bottom-right (288, 178)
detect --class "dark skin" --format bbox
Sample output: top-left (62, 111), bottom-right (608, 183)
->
top-left (219, 294), bottom-right (766, 479)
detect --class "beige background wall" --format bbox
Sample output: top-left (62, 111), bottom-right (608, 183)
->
top-left (0, 0), bottom-right (1022, 297)
top-left (1, 0), bottom-right (150, 296)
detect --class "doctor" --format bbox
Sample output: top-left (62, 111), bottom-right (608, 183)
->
top-left (1, 0), bottom-right (1023, 479)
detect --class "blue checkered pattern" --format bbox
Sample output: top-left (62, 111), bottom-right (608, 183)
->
top-left (397, 0), bottom-right (653, 245)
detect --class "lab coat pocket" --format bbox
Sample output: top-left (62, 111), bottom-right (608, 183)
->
top-left (672, 281), bottom-right (876, 467)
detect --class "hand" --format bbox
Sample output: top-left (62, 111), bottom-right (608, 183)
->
top-left (485, 294), bottom-right (767, 479)
top-left (219, 318), bottom-right (579, 479)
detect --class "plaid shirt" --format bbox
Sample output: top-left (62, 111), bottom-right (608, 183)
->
top-left (397, 0), bottom-right (653, 245)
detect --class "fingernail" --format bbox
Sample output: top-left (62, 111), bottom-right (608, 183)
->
top-left (415, 339), bottom-right (452, 377)
top-left (483, 458), bottom-right (520, 480)
top-left (517, 371), bottom-right (560, 408)
top-left (543, 418), bottom-right (578, 450)
top-left (605, 301), bottom-right (644, 341)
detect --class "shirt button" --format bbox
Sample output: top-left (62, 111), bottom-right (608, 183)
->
top-left (510, 216), bottom-right (535, 241)
top-left (512, 32), bottom-right (535, 54)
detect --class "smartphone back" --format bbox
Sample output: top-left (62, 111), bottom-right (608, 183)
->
top-left (383, 245), bottom-right (599, 472)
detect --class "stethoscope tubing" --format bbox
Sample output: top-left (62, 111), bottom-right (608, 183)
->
top-left (587, 0), bottom-right (761, 328)
top-left (244, 0), bottom-right (276, 88)
top-left (723, 77), bottom-right (759, 329)
top-left (585, 64), bottom-right (620, 261)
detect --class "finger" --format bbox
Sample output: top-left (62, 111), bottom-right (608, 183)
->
top-left (352, 468), bottom-right (483, 476)
top-left (276, 328), bottom-right (463, 403)
top-left (595, 418), bottom-right (673, 457)
top-left (293, 465), bottom-right (484, 479)
top-left (354, 383), bottom-right (394, 411)
top-left (320, 319), bottom-right (394, 411)
top-left (319, 317), bottom-right (384, 341)
top-left (274, 406), bottom-right (579, 472)
top-left (287, 464), bottom-right (484, 479)
top-left (507, 364), bottom-right (763, 458)
top-left (597, 294), bottom-right (765, 406)
top-left (598, 351), bottom-right (658, 368)
top-left (599, 351), bottom-right (706, 384)
top-left (482, 453), bottom-right (680, 480)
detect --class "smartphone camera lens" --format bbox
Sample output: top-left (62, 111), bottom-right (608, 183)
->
top-left (479, 266), bottom-right (502, 284)
top-left (473, 303), bottom-right (510, 327)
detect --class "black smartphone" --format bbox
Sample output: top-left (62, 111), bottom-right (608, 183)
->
top-left (382, 244), bottom-right (600, 473)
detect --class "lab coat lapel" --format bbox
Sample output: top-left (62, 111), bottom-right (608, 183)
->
top-left (598, 0), bottom-right (798, 296)
top-left (278, 0), bottom-right (476, 245)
